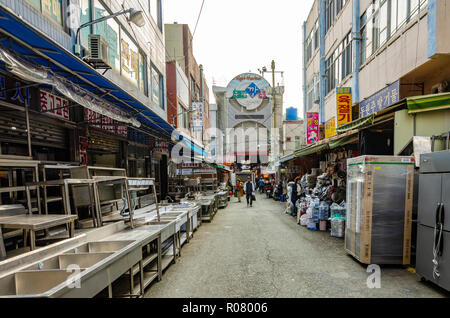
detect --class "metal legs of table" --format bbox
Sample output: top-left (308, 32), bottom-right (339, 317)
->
top-left (0, 227), bottom-right (6, 260)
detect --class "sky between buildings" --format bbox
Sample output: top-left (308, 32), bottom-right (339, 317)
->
top-left (163, 0), bottom-right (315, 120)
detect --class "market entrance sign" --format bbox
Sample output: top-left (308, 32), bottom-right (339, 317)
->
top-left (336, 87), bottom-right (352, 127)
top-left (360, 80), bottom-right (400, 117)
top-left (227, 73), bottom-right (270, 110)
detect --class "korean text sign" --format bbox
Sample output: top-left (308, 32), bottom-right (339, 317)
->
top-left (336, 87), bottom-right (352, 127)
top-left (325, 117), bottom-right (337, 139)
top-left (306, 112), bottom-right (319, 145)
top-left (359, 81), bottom-right (400, 117)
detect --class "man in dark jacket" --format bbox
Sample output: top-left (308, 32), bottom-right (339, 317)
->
top-left (243, 176), bottom-right (255, 207)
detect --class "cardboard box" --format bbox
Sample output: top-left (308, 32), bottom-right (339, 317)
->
top-left (345, 155), bottom-right (414, 265)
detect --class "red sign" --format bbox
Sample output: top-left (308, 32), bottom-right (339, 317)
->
top-left (154, 141), bottom-right (169, 154)
top-left (40, 91), bottom-right (69, 120)
top-left (79, 136), bottom-right (88, 165)
top-left (84, 109), bottom-right (128, 137)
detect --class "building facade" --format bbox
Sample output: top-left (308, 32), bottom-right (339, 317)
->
top-left (283, 120), bottom-right (306, 156)
top-left (213, 73), bottom-right (284, 166)
top-left (164, 23), bottom-right (210, 153)
top-left (0, 0), bottom-right (202, 199)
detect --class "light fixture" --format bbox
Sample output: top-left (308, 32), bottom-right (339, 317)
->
top-left (128, 9), bottom-right (145, 27)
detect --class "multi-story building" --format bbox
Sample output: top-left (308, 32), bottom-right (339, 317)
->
top-left (213, 73), bottom-right (284, 166)
top-left (302, 0), bottom-right (450, 155)
top-left (0, 0), bottom-right (210, 198)
top-left (164, 23), bottom-right (210, 153)
top-left (283, 120), bottom-right (306, 156)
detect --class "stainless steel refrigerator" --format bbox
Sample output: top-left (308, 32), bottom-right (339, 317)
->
top-left (416, 150), bottom-right (450, 291)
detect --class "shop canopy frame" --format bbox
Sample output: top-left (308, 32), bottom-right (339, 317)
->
top-left (293, 129), bottom-right (359, 159)
top-left (0, 5), bottom-right (206, 156)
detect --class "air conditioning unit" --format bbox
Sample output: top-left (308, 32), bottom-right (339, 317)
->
top-left (432, 80), bottom-right (450, 94)
top-left (84, 34), bottom-right (111, 70)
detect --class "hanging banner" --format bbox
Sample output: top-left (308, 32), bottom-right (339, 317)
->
top-left (79, 136), bottom-right (88, 165)
top-left (192, 102), bottom-right (204, 132)
top-left (359, 80), bottom-right (400, 117)
top-left (325, 117), bottom-right (337, 139)
top-left (306, 112), bottom-right (319, 145)
top-left (336, 87), bottom-right (352, 127)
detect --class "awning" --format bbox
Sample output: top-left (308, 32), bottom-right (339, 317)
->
top-left (407, 92), bottom-right (450, 114)
top-left (294, 129), bottom-right (359, 158)
top-left (336, 115), bottom-right (374, 134)
top-left (279, 153), bottom-right (295, 163)
top-left (0, 5), bottom-right (173, 139)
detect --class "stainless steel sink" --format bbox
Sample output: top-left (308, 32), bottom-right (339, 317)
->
top-left (22, 252), bottom-right (113, 271)
top-left (0, 270), bottom-right (79, 296)
top-left (64, 241), bottom-right (133, 254)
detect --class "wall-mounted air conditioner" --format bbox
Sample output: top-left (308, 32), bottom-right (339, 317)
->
top-left (83, 34), bottom-right (111, 70)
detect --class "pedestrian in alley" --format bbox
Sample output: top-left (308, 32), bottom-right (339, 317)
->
top-left (235, 179), bottom-right (242, 202)
top-left (290, 177), bottom-right (300, 216)
top-left (244, 176), bottom-right (256, 207)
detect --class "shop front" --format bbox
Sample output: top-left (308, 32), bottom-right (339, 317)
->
top-left (0, 73), bottom-right (77, 162)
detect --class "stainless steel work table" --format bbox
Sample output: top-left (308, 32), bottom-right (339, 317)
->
top-left (0, 214), bottom-right (78, 256)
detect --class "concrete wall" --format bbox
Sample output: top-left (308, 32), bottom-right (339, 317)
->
top-left (283, 121), bottom-right (305, 155)
top-left (394, 108), bottom-right (450, 154)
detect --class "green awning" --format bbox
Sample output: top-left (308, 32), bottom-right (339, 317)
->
top-left (336, 115), bottom-right (374, 134)
top-left (294, 143), bottom-right (329, 158)
top-left (329, 134), bottom-right (359, 149)
top-left (407, 92), bottom-right (450, 113)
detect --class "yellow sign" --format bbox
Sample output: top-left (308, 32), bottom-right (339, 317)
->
top-left (325, 117), bottom-right (337, 139)
top-left (336, 87), bottom-right (352, 127)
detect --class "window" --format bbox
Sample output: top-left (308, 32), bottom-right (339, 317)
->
top-left (325, 0), bottom-right (349, 34)
top-left (178, 103), bottom-right (189, 129)
top-left (361, 0), bottom-right (428, 64)
top-left (151, 65), bottom-right (164, 109)
top-left (120, 29), bottom-right (140, 86)
top-left (94, 0), bottom-right (120, 72)
top-left (306, 75), bottom-right (319, 111)
top-left (341, 32), bottom-right (352, 80)
top-left (149, 0), bottom-right (162, 31)
top-left (286, 137), bottom-right (292, 142)
top-left (326, 31), bottom-right (352, 94)
top-left (305, 20), bottom-right (319, 65)
top-left (79, 0), bottom-right (91, 49)
top-left (295, 136), bottom-right (301, 149)
top-left (26, 0), bottom-right (63, 26)
top-left (139, 52), bottom-right (148, 95)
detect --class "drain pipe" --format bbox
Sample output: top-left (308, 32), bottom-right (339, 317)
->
top-left (352, 0), bottom-right (361, 104)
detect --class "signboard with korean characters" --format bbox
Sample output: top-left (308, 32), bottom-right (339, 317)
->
top-left (325, 117), bottom-right (337, 139)
top-left (359, 80), bottom-right (400, 118)
top-left (192, 102), bottom-right (204, 132)
top-left (226, 73), bottom-right (270, 110)
top-left (0, 74), bottom-right (38, 108)
top-left (336, 87), bottom-right (352, 127)
top-left (84, 108), bottom-right (128, 137)
top-left (40, 90), bottom-right (70, 120)
top-left (306, 112), bottom-right (319, 145)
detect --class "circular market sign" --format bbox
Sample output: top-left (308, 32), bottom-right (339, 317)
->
top-left (226, 73), bottom-right (271, 110)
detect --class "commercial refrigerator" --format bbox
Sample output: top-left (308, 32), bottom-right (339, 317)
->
top-left (345, 155), bottom-right (415, 265)
top-left (416, 150), bottom-right (450, 291)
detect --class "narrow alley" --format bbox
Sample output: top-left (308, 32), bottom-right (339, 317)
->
top-left (145, 193), bottom-right (446, 298)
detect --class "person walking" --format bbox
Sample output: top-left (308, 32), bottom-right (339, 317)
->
top-left (244, 176), bottom-right (255, 207)
top-left (235, 179), bottom-right (242, 202)
top-left (258, 178), bottom-right (265, 193)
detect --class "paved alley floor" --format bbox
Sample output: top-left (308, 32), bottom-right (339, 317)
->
top-left (145, 193), bottom-right (448, 298)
